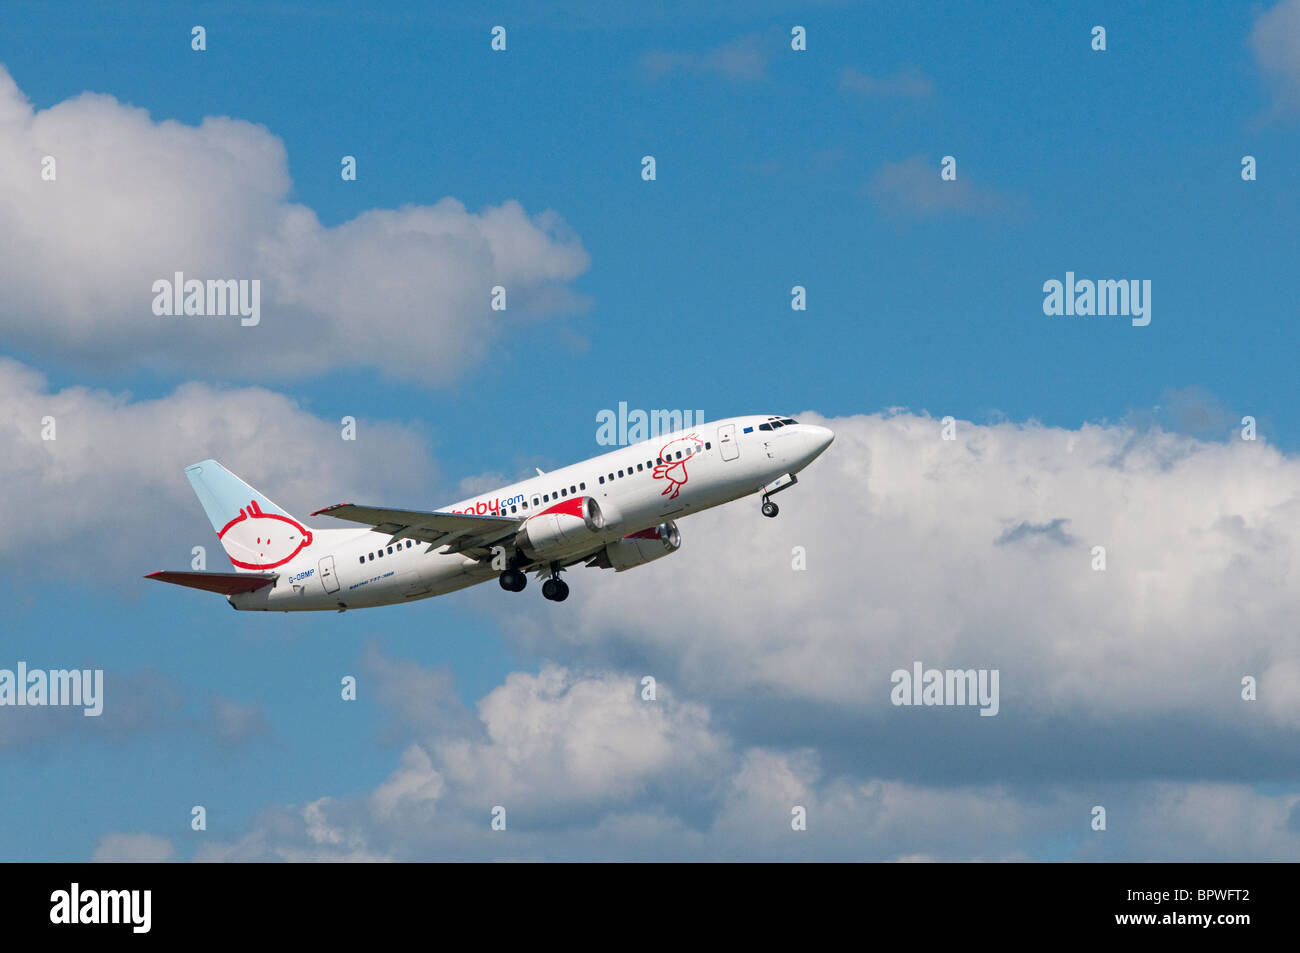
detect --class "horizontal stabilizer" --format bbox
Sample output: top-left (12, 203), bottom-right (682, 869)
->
top-left (145, 570), bottom-right (278, 595)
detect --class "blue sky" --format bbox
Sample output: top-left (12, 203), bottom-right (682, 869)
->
top-left (8, 1), bottom-right (1298, 455)
top-left (2, 1), bottom-right (1298, 861)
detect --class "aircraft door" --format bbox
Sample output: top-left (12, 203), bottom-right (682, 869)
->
top-left (319, 555), bottom-right (340, 594)
top-left (718, 424), bottom-right (739, 461)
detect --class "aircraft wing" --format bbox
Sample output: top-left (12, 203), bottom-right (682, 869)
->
top-left (311, 503), bottom-right (520, 554)
top-left (145, 570), bottom-right (278, 595)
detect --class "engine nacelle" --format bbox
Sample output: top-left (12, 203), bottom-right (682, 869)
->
top-left (594, 521), bottom-right (681, 571)
top-left (515, 496), bottom-right (605, 558)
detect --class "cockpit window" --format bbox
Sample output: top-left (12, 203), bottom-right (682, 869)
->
top-left (758, 423), bottom-right (773, 431)
top-left (781, 418), bottom-right (798, 424)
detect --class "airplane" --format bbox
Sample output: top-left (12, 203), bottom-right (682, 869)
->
top-left (145, 415), bottom-right (834, 611)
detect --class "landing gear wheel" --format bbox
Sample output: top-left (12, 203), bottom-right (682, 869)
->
top-left (542, 576), bottom-right (570, 602)
top-left (762, 500), bottom-right (779, 518)
top-left (499, 569), bottom-right (526, 592)
top-left (541, 561), bottom-right (569, 601)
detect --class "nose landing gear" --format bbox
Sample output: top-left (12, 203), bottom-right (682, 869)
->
top-left (759, 473), bottom-right (796, 518)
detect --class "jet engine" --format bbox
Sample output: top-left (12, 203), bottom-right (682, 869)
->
top-left (514, 496), bottom-right (606, 558)
top-left (592, 521), bottom-right (680, 571)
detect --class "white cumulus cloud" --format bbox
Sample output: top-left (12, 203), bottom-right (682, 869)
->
top-left (510, 411), bottom-right (1300, 733)
top-left (0, 357), bottom-right (439, 576)
top-left (0, 65), bottom-right (589, 384)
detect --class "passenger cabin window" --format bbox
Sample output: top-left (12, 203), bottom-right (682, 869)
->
top-left (705, 442), bottom-right (711, 449)
top-left (570, 485), bottom-right (576, 493)
top-left (599, 475), bottom-right (605, 484)
top-left (561, 488), bottom-right (567, 497)
top-left (359, 556), bottom-right (365, 564)
top-left (579, 482), bottom-right (586, 491)
top-left (636, 463), bottom-right (643, 472)
top-left (618, 469), bottom-right (624, 478)
top-left (387, 546), bottom-right (393, 554)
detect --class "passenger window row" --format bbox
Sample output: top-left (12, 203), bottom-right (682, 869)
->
top-left (528, 481), bottom-right (587, 510)
top-left (597, 442), bottom-right (711, 485)
top-left (361, 539), bottom-right (415, 564)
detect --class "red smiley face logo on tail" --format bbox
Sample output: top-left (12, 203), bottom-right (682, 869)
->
top-left (218, 499), bottom-right (314, 570)
top-left (652, 433), bottom-right (704, 500)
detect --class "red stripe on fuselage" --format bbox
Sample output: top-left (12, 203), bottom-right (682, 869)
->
top-left (533, 496), bottom-right (585, 520)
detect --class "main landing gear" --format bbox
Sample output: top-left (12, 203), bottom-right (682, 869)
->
top-left (503, 562), bottom-right (568, 601)
top-left (761, 497), bottom-right (779, 518)
top-left (541, 577), bottom-right (570, 602)
top-left (541, 563), bottom-right (569, 602)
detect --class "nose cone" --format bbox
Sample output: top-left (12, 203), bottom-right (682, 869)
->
top-left (809, 425), bottom-right (834, 454)
top-left (793, 424), bottom-right (834, 469)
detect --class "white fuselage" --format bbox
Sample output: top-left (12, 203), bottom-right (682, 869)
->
top-left (229, 416), bottom-right (833, 611)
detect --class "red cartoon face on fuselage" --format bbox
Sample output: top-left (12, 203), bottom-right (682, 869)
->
top-left (218, 499), bottom-right (313, 570)
top-left (652, 433), bottom-right (705, 500)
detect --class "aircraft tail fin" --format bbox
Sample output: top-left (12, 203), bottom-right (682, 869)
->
top-left (184, 460), bottom-right (315, 572)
